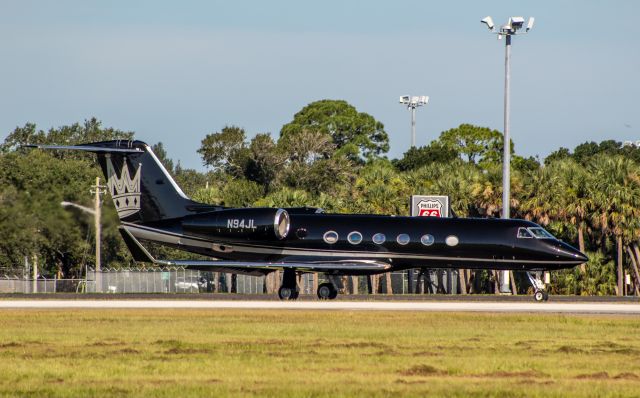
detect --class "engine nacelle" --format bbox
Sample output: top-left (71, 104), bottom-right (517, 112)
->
top-left (182, 208), bottom-right (290, 240)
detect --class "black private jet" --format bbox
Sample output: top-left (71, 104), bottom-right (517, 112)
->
top-left (28, 140), bottom-right (587, 301)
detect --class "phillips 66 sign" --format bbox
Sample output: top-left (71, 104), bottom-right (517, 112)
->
top-left (410, 195), bottom-right (449, 218)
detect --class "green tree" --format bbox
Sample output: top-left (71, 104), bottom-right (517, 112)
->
top-left (221, 179), bottom-right (263, 207)
top-left (437, 124), bottom-right (506, 166)
top-left (279, 129), bottom-right (355, 195)
top-left (544, 147), bottom-right (571, 165)
top-left (573, 140), bottom-right (622, 164)
top-left (394, 142), bottom-right (459, 171)
top-left (1, 118), bottom-right (134, 153)
top-left (280, 99), bottom-right (389, 162)
top-left (589, 155), bottom-right (640, 295)
top-left (348, 160), bottom-right (409, 215)
top-left (244, 133), bottom-right (287, 194)
top-left (197, 125), bottom-right (250, 176)
top-left (405, 161), bottom-right (484, 217)
top-left (0, 120), bottom-right (137, 275)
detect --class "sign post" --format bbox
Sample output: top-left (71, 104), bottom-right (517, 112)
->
top-left (410, 195), bottom-right (450, 218)
top-left (410, 195), bottom-right (452, 294)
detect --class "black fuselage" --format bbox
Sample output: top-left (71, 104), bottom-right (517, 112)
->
top-left (127, 210), bottom-right (587, 274)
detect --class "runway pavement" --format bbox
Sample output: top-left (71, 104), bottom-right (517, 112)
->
top-left (1, 300), bottom-right (640, 314)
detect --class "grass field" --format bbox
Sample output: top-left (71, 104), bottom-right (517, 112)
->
top-left (0, 309), bottom-right (639, 397)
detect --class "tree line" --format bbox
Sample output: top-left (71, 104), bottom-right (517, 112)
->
top-left (1, 99), bottom-right (640, 296)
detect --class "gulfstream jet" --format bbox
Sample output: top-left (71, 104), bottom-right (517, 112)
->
top-left (28, 140), bottom-right (587, 301)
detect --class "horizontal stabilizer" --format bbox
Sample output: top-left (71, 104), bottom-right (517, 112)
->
top-left (24, 144), bottom-right (142, 153)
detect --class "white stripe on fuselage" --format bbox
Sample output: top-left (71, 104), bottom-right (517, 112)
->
top-left (122, 222), bottom-right (562, 265)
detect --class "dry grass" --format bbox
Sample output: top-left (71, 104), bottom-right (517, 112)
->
top-left (0, 309), bottom-right (639, 397)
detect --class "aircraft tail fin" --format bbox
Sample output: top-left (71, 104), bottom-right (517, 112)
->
top-left (26, 140), bottom-right (209, 223)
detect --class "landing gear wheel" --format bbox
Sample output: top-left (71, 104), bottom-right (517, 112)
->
top-left (317, 283), bottom-right (337, 300)
top-left (278, 286), bottom-right (297, 300)
top-left (527, 272), bottom-right (548, 303)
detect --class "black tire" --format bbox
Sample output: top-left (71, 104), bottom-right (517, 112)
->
top-left (534, 290), bottom-right (545, 302)
top-left (542, 290), bottom-right (549, 301)
top-left (278, 286), bottom-right (293, 300)
top-left (328, 286), bottom-right (338, 300)
top-left (317, 283), bottom-right (333, 300)
top-left (290, 290), bottom-right (299, 300)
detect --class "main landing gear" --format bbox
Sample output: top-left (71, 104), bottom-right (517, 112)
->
top-left (317, 283), bottom-right (338, 300)
top-left (317, 275), bottom-right (342, 300)
top-left (526, 271), bottom-right (549, 302)
top-left (278, 268), bottom-right (299, 300)
top-left (276, 270), bottom-right (341, 300)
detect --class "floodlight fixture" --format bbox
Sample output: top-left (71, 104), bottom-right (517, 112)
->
top-left (526, 17), bottom-right (535, 32)
top-left (481, 16), bottom-right (495, 31)
top-left (508, 16), bottom-right (525, 31)
top-left (482, 15), bottom-right (534, 37)
top-left (398, 94), bottom-right (429, 148)
top-left (400, 95), bottom-right (429, 108)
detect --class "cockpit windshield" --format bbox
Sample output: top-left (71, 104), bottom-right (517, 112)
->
top-left (517, 227), bottom-right (533, 238)
top-left (527, 227), bottom-right (555, 239)
top-left (517, 227), bottom-right (555, 239)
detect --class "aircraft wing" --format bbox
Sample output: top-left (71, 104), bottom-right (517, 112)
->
top-left (119, 227), bottom-right (391, 275)
top-left (156, 259), bottom-right (392, 275)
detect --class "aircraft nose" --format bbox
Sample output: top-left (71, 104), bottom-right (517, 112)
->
top-left (552, 241), bottom-right (588, 264)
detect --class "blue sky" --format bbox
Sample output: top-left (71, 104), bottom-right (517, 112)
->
top-left (1, 1), bottom-right (638, 169)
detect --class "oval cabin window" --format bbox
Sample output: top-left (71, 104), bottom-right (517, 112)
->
top-left (445, 235), bottom-right (459, 247)
top-left (347, 231), bottom-right (363, 245)
top-left (372, 233), bottom-right (386, 245)
top-left (397, 234), bottom-right (410, 245)
top-left (420, 234), bottom-right (435, 246)
top-left (323, 231), bottom-right (339, 244)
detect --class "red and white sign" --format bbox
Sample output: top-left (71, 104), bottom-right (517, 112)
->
top-left (417, 199), bottom-right (443, 217)
top-left (410, 195), bottom-right (449, 218)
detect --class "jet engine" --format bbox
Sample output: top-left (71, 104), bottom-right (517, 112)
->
top-left (182, 208), bottom-right (290, 240)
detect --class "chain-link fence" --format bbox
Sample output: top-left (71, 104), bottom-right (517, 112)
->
top-left (87, 267), bottom-right (203, 293)
top-left (86, 267), bottom-right (320, 294)
top-left (1, 267), bottom-right (465, 295)
top-left (0, 275), bottom-right (85, 293)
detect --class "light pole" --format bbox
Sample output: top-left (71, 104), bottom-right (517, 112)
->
top-left (61, 176), bottom-right (106, 292)
top-left (481, 15), bottom-right (534, 218)
top-left (399, 95), bottom-right (429, 148)
top-left (481, 15), bottom-right (534, 292)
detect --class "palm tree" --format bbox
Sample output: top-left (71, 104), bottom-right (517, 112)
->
top-left (521, 159), bottom-right (591, 272)
top-left (350, 160), bottom-right (409, 215)
top-left (589, 155), bottom-right (640, 295)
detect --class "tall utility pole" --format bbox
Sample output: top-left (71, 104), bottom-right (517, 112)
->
top-left (399, 95), bottom-right (429, 148)
top-left (62, 179), bottom-right (105, 292)
top-left (481, 15), bottom-right (534, 292)
top-left (90, 177), bottom-right (106, 292)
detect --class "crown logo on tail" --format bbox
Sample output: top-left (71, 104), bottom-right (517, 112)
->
top-left (106, 155), bottom-right (141, 218)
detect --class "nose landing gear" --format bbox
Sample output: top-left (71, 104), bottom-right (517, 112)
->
top-left (526, 271), bottom-right (549, 302)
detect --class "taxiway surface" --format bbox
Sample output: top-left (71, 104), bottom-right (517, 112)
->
top-left (1, 300), bottom-right (640, 314)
